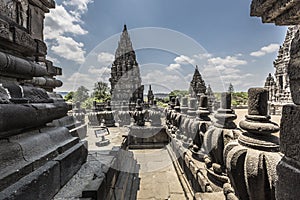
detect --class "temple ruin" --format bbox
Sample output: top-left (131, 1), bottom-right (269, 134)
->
top-left (1, 0), bottom-right (300, 199)
top-left (110, 25), bottom-right (144, 110)
top-left (265, 25), bottom-right (300, 114)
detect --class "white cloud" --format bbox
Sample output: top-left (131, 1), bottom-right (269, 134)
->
top-left (97, 52), bottom-right (115, 67)
top-left (208, 56), bottom-right (247, 67)
top-left (88, 66), bottom-right (110, 76)
top-left (44, 1), bottom-right (93, 64)
top-left (142, 70), bottom-right (188, 91)
top-left (44, 5), bottom-right (87, 40)
top-left (250, 43), bottom-right (280, 57)
top-left (174, 55), bottom-right (195, 65)
top-left (167, 55), bottom-right (196, 71)
top-left (63, 0), bottom-right (94, 15)
top-left (194, 53), bottom-right (212, 59)
top-left (167, 63), bottom-right (181, 71)
top-left (201, 55), bottom-right (252, 91)
top-left (51, 36), bottom-right (86, 64)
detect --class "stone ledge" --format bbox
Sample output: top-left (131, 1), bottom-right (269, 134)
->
top-left (0, 103), bottom-right (68, 137)
top-left (0, 127), bottom-right (79, 191)
top-left (0, 161), bottom-right (60, 200)
top-left (54, 141), bottom-right (88, 187)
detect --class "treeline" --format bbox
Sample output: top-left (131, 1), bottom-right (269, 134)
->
top-left (64, 81), bottom-right (111, 109)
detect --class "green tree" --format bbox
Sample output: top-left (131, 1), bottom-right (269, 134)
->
top-left (73, 86), bottom-right (89, 103)
top-left (169, 90), bottom-right (189, 98)
top-left (64, 91), bottom-right (74, 102)
top-left (82, 97), bottom-right (94, 109)
top-left (92, 81), bottom-right (111, 102)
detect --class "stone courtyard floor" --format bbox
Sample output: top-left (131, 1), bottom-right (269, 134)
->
top-left (132, 149), bottom-right (187, 200)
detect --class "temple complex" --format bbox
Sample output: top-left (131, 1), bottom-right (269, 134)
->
top-left (1, 0), bottom-right (300, 199)
top-left (264, 25), bottom-right (300, 113)
top-left (109, 25), bottom-right (144, 110)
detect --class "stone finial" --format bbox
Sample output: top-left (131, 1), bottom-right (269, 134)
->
top-left (240, 88), bottom-right (279, 135)
top-left (187, 98), bottom-right (197, 116)
top-left (174, 97), bottom-right (181, 112)
top-left (214, 92), bottom-right (237, 129)
top-left (247, 88), bottom-right (268, 116)
top-left (224, 87), bottom-right (281, 200)
top-left (180, 96), bottom-right (189, 114)
top-left (199, 95), bottom-right (208, 108)
top-left (220, 92), bottom-right (231, 109)
top-left (196, 95), bottom-right (210, 121)
top-left (170, 96), bottom-right (176, 109)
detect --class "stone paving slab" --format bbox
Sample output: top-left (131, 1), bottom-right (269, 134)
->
top-left (131, 149), bottom-right (187, 200)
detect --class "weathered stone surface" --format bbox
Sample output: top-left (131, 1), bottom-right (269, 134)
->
top-left (11, 26), bottom-right (36, 55)
top-left (248, 88), bottom-right (268, 116)
top-left (0, 85), bottom-right (10, 104)
top-left (288, 29), bottom-right (300, 105)
top-left (276, 157), bottom-right (300, 200)
top-left (22, 85), bottom-right (52, 103)
top-left (0, 103), bottom-right (67, 136)
top-left (225, 88), bottom-right (281, 200)
top-left (250, 0), bottom-right (300, 25)
top-left (82, 176), bottom-right (106, 200)
top-left (0, 51), bottom-right (47, 79)
top-left (187, 98), bottom-right (197, 116)
top-left (0, 161), bottom-right (60, 200)
top-left (0, 139), bottom-right (30, 192)
top-left (54, 141), bottom-right (88, 187)
top-left (280, 104), bottom-right (300, 161)
top-left (220, 92), bottom-right (231, 109)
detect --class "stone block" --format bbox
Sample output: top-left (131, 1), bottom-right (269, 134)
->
top-left (0, 18), bottom-right (10, 41)
top-left (0, 139), bottom-right (32, 191)
top-left (54, 141), bottom-right (88, 187)
top-left (35, 39), bottom-right (47, 56)
top-left (11, 26), bottom-right (36, 55)
top-left (280, 104), bottom-right (300, 161)
top-left (0, 161), bottom-right (60, 200)
top-left (82, 176), bottom-right (107, 200)
top-left (0, 103), bottom-right (67, 137)
top-left (276, 157), bottom-right (300, 200)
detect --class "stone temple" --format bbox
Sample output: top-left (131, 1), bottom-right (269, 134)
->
top-left (265, 25), bottom-right (300, 113)
top-left (1, 0), bottom-right (300, 200)
top-left (109, 25), bottom-right (144, 110)
top-left (189, 65), bottom-right (206, 98)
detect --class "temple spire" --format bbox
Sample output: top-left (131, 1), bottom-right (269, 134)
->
top-left (115, 24), bottom-right (134, 59)
top-left (189, 65), bottom-right (206, 97)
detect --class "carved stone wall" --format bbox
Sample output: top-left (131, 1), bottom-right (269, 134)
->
top-left (0, 0), bottom-right (87, 199)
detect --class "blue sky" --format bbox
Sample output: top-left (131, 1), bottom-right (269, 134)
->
top-left (45, 0), bottom-right (288, 93)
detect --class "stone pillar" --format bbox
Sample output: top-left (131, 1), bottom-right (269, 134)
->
top-left (201, 92), bottom-right (240, 188)
top-left (190, 95), bottom-right (211, 158)
top-left (181, 96), bottom-right (189, 114)
top-left (224, 88), bottom-right (281, 200)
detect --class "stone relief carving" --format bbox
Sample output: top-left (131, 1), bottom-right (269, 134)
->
top-left (0, 0), bottom-right (28, 28)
